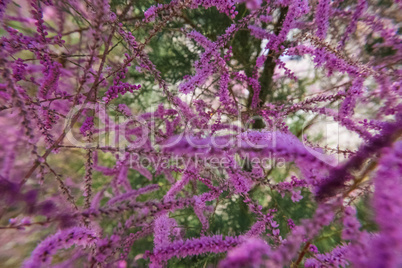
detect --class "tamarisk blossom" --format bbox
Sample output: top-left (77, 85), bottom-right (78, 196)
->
top-left (288, 219), bottom-right (295, 229)
top-left (219, 238), bottom-right (270, 268)
top-left (92, 235), bottom-right (122, 264)
top-left (103, 54), bottom-right (141, 104)
top-left (178, 13), bottom-right (253, 95)
top-left (249, 25), bottom-right (271, 40)
top-left (305, 245), bottom-right (349, 267)
top-left (1, 0), bottom-right (401, 266)
top-left (178, 57), bottom-right (216, 94)
top-left (193, 195), bottom-right (210, 232)
top-left (228, 168), bottom-right (253, 194)
top-left (245, 0), bottom-right (263, 10)
top-left (148, 235), bottom-right (242, 266)
top-left (315, 0), bottom-right (331, 39)
top-left (339, 77), bottom-right (364, 118)
top-left (144, 5), bottom-right (158, 22)
top-left (23, 227), bottom-right (98, 268)
top-left (39, 59), bottom-right (61, 99)
top-left (80, 116), bottom-right (94, 135)
top-left (144, 0), bottom-right (238, 24)
top-left (342, 206), bottom-right (361, 241)
top-left (266, 0), bottom-right (309, 51)
top-left (338, 0), bottom-right (367, 48)
top-left (191, 0), bottom-right (238, 18)
top-left (12, 58), bottom-right (28, 81)
top-left (274, 176), bottom-right (308, 202)
top-left (365, 141), bottom-right (402, 267)
top-left (163, 169), bottom-right (194, 201)
top-left (285, 45), bottom-right (363, 77)
top-left (153, 214), bottom-right (178, 251)
top-left (249, 71), bottom-right (262, 108)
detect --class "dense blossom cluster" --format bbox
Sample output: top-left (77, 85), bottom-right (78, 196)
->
top-left (24, 227), bottom-right (98, 268)
top-left (0, 0), bottom-right (401, 267)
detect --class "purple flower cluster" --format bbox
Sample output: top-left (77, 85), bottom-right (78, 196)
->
top-left (315, 0), bottom-right (330, 39)
top-left (23, 227), bottom-right (98, 268)
top-left (149, 235), bottom-right (242, 266)
top-left (103, 55), bottom-right (141, 103)
top-left (0, 0), bottom-right (401, 267)
top-left (305, 245), bottom-right (349, 267)
top-left (219, 238), bottom-right (270, 268)
top-left (80, 116), bottom-right (94, 136)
